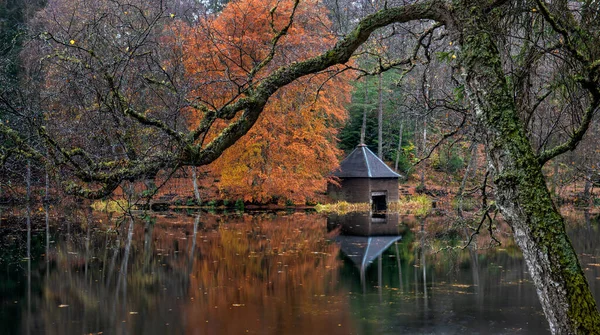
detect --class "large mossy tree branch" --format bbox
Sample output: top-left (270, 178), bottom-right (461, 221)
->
top-left (188, 0), bottom-right (451, 165)
top-left (0, 122), bottom-right (45, 161)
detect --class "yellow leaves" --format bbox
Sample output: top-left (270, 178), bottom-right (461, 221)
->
top-left (170, 13), bottom-right (175, 18)
top-left (69, 39), bottom-right (75, 45)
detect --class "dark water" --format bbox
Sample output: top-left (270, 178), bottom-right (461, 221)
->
top-left (1, 207), bottom-right (599, 335)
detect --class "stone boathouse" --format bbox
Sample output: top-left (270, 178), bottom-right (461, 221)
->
top-left (327, 144), bottom-right (401, 210)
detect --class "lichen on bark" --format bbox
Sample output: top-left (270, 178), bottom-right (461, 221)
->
top-left (456, 1), bottom-right (600, 333)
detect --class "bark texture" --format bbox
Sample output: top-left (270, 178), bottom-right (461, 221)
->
top-left (456, 2), bottom-right (600, 333)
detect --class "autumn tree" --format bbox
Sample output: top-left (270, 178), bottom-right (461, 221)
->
top-left (177, 0), bottom-right (350, 203)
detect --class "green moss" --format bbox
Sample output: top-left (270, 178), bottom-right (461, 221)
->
top-left (456, 2), bottom-right (600, 331)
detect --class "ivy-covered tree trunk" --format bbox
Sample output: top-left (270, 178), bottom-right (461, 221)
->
top-left (458, 5), bottom-right (600, 333)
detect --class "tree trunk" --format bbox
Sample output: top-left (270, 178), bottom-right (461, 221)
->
top-left (360, 76), bottom-right (368, 145)
top-left (395, 121), bottom-right (404, 171)
top-left (26, 160), bottom-right (31, 203)
top-left (551, 160), bottom-right (560, 198)
top-left (459, 8), bottom-right (600, 333)
top-left (583, 172), bottom-right (593, 206)
top-left (192, 167), bottom-right (201, 205)
top-left (420, 118), bottom-right (427, 187)
top-left (44, 168), bottom-right (49, 202)
top-left (456, 143), bottom-right (477, 217)
top-left (377, 72), bottom-right (383, 158)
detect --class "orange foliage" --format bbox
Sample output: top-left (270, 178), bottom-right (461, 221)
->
top-left (184, 214), bottom-right (349, 334)
top-left (177, 0), bottom-right (352, 203)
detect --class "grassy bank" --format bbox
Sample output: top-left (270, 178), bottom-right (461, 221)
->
top-left (316, 195), bottom-right (432, 216)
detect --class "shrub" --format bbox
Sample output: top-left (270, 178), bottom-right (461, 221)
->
top-left (432, 148), bottom-right (464, 174)
top-left (315, 201), bottom-right (370, 214)
top-left (453, 196), bottom-right (478, 212)
top-left (90, 199), bottom-right (129, 213)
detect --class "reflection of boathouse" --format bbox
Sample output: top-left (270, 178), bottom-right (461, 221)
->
top-left (328, 213), bottom-right (402, 275)
top-left (327, 144), bottom-right (401, 210)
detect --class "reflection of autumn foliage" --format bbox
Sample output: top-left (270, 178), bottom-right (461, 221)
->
top-left (185, 213), bottom-right (350, 334)
top-left (175, 0), bottom-right (351, 203)
top-left (17, 209), bottom-right (353, 334)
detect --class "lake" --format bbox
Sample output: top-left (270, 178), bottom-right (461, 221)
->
top-left (1, 207), bottom-right (599, 334)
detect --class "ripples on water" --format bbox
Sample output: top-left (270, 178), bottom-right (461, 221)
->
top-left (1, 207), bottom-right (599, 334)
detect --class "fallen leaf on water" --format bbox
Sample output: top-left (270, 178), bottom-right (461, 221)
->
top-left (232, 304), bottom-right (245, 307)
top-left (587, 263), bottom-right (600, 267)
top-left (129, 312), bottom-right (138, 315)
top-left (58, 304), bottom-right (69, 308)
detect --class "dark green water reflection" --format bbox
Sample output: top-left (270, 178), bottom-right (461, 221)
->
top-left (1, 208), bottom-right (599, 334)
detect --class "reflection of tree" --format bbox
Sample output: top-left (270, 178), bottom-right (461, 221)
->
top-left (6, 209), bottom-right (598, 333)
top-left (37, 211), bottom-right (191, 334)
top-left (340, 217), bottom-right (558, 334)
top-left (5, 210), bottom-right (353, 334)
top-left (0, 209), bottom-right (45, 334)
top-left (185, 214), bottom-right (348, 334)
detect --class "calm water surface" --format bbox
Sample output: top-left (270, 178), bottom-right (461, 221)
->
top-left (1, 207), bottom-right (599, 334)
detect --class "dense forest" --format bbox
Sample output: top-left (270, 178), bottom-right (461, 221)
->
top-left (2, 0), bottom-right (599, 206)
top-left (2, 0), bottom-right (600, 333)
top-left (1, 0), bottom-right (599, 206)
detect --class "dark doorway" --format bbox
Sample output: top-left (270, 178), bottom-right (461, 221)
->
top-left (371, 192), bottom-right (387, 211)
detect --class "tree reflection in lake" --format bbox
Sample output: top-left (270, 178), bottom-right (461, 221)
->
top-left (0, 208), bottom-right (599, 334)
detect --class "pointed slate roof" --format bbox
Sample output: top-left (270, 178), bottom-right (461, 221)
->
top-left (333, 144), bottom-right (401, 178)
top-left (334, 235), bottom-right (403, 272)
